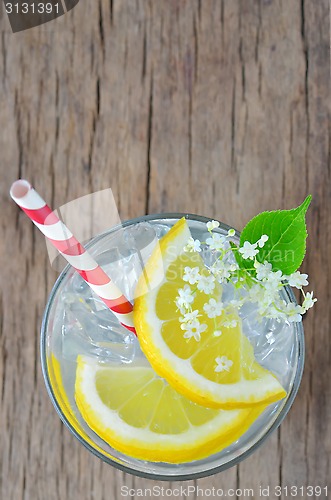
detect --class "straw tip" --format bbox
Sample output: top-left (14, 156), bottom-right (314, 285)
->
top-left (10, 179), bottom-right (31, 200)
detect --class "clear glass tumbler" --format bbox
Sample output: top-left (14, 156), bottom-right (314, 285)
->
top-left (41, 214), bottom-right (304, 480)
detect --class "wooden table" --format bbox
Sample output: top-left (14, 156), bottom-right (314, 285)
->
top-left (0, 1), bottom-right (330, 499)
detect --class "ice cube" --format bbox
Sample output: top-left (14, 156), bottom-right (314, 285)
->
top-left (60, 291), bottom-right (139, 363)
top-left (83, 222), bottom-right (160, 302)
top-left (59, 223), bottom-right (162, 364)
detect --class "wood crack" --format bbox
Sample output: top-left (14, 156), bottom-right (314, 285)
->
top-left (50, 155), bottom-right (56, 211)
top-left (238, 37), bottom-right (246, 102)
top-left (197, 0), bottom-right (201, 23)
top-left (188, 79), bottom-right (193, 189)
top-left (278, 427), bottom-right (283, 489)
top-left (193, 14), bottom-right (198, 84)
top-left (301, 0), bottom-right (310, 192)
top-left (55, 72), bottom-right (60, 148)
top-left (236, 464), bottom-right (240, 500)
top-left (145, 72), bottom-right (153, 215)
top-left (1, 32), bottom-right (6, 85)
top-left (0, 291), bottom-right (5, 405)
top-left (33, 305), bottom-right (39, 387)
top-left (14, 89), bottom-right (23, 180)
top-left (231, 77), bottom-right (236, 175)
top-left (328, 116), bottom-right (331, 179)
top-left (258, 63), bottom-right (262, 98)
top-left (86, 78), bottom-right (100, 190)
top-left (109, 0), bottom-right (113, 25)
top-left (98, 0), bottom-right (105, 60)
top-left (142, 24), bottom-right (147, 82)
top-left (255, 0), bottom-right (262, 63)
top-left (221, 0), bottom-right (224, 30)
top-left (96, 77), bottom-right (100, 116)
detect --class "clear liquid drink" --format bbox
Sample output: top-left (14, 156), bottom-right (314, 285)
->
top-left (41, 214), bottom-right (304, 480)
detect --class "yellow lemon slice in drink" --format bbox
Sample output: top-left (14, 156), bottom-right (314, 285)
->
top-left (75, 355), bottom-right (265, 463)
top-left (133, 218), bottom-right (286, 409)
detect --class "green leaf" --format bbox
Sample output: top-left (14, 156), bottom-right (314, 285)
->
top-left (237, 196), bottom-right (312, 275)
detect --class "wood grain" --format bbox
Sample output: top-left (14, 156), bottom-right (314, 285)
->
top-left (0, 1), bottom-right (330, 499)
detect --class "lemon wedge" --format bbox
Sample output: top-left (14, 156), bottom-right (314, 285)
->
top-left (75, 355), bottom-right (265, 463)
top-left (133, 218), bottom-right (286, 409)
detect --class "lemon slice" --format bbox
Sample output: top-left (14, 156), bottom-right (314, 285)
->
top-left (133, 218), bottom-right (286, 409)
top-left (75, 355), bottom-right (265, 463)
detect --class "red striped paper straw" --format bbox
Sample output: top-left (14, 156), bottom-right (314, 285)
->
top-left (10, 180), bottom-right (136, 335)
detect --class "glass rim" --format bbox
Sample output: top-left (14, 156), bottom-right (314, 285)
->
top-left (40, 212), bottom-right (305, 481)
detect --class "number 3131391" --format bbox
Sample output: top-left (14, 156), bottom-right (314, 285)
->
top-left (274, 485), bottom-right (328, 497)
top-left (5, 3), bottom-right (60, 14)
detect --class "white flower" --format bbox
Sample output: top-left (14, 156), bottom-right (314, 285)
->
top-left (248, 283), bottom-right (265, 303)
top-left (176, 304), bottom-right (187, 315)
top-left (285, 271), bottom-right (309, 288)
top-left (175, 285), bottom-right (195, 310)
top-left (203, 298), bottom-right (223, 318)
top-left (215, 356), bottom-right (233, 373)
top-left (184, 237), bottom-right (202, 253)
top-left (179, 310), bottom-right (200, 323)
top-left (265, 302), bottom-right (287, 322)
top-left (183, 266), bottom-right (201, 285)
top-left (264, 270), bottom-right (283, 294)
top-left (254, 260), bottom-right (273, 280)
top-left (214, 330), bottom-right (222, 337)
top-left (227, 228), bottom-right (236, 237)
top-left (206, 220), bottom-right (220, 231)
top-left (283, 302), bottom-right (303, 322)
top-left (302, 291), bottom-right (317, 310)
top-left (238, 241), bottom-right (259, 259)
top-left (230, 298), bottom-right (243, 309)
top-left (257, 234), bottom-right (269, 248)
top-left (222, 319), bottom-right (238, 328)
top-left (181, 320), bottom-right (207, 342)
top-left (210, 260), bottom-right (232, 282)
top-left (197, 274), bottom-right (216, 294)
top-left (206, 233), bottom-right (227, 252)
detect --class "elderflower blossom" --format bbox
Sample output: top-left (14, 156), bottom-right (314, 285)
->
top-left (184, 237), bottom-right (202, 253)
top-left (197, 274), bottom-right (216, 294)
top-left (248, 283), bottom-right (277, 315)
top-left (175, 285), bottom-right (195, 312)
top-left (210, 260), bottom-right (234, 283)
top-left (285, 271), bottom-right (309, 289)
top-left (183, 266), bottom-right (201, 285)
top-left (282, 302), bottom-right (304, 322)
top-left (263, 270), bottom-right (283, 295)
top-left (179, 310), bottom-right (200, 323)
top-left (257, 234), bottom-right (269, 248)
top-left (203, 298), bottom-right (223, 318)
top-left (215, 356), bottom-right (233, 373)
top-left (181, 320), bottom-right (207, 342)
top-left (206, 233), bottom-right (227, 252)
top-left (238, 241), bottom-right (259, 259)
top-left (206, 220), bottom-right (220, 231)
top-left (222, 319), bottom-right (238, 328)
top-left (230, 298), bottom-right (244, 309)
top-left (254, 261), bottom-right (273, 280)
top-left (302, 291), bottom-right (317, 310)
top-left (173, 220), bottom-right (316, 338)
